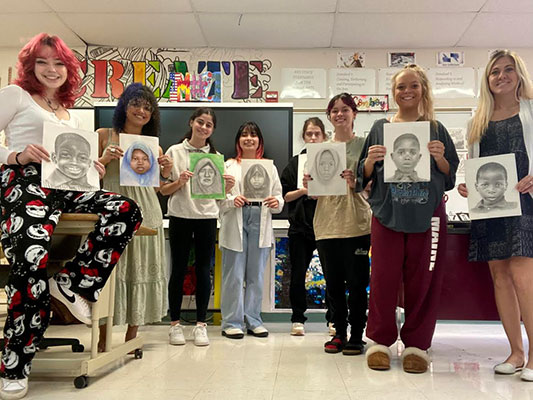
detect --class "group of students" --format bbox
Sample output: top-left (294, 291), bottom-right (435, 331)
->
top-left (0, 31), bottom-right (532, 400)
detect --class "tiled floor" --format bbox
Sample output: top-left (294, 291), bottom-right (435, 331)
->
top-left (18, 322), bottom-right (533, 399)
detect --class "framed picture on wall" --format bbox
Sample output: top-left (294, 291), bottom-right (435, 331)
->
top-left (388, 52), bottom-right (416, 67)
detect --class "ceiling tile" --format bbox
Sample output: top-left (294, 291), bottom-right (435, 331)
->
top-left (482, 0), bottom-right (533, 12)
top-left (459, 13), bottom-right (533, 47)
top-left (59, 13), bottom-right (206, 48)
top-left (0, 13), bottom-right (85, 47)
top-left (332, 13), bottom-right (475, 48)
top-left (200, 13), bottom-right (334, 48)
top-left (1, 0), bottom-right (52, 13)
top-left (46, 0), bottom-right (192, 13)
top-left (192, 0), bottom-right (337, 13)
top-left (338, 0), bottom-right (485, 12)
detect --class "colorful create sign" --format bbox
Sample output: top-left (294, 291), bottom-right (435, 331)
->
top-left (73, 47), bottom-right (272, 107)
top-left (353, 95), bottom-right (389, 112)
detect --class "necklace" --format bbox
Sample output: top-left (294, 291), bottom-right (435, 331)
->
top-left (42, 95), bottom-right (59, 112)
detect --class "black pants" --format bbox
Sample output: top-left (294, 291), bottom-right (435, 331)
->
top-left (316, 235), bottom-right (370, 339)
top-left (168, 216), bottom-right (216, 322)
top-left (0, 164), bottom-right (142, 379)
top-left (288, 233), bottom-right (335, 324)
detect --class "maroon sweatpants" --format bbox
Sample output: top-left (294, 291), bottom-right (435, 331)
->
top-left (366, 200), bottom-right (447, 350)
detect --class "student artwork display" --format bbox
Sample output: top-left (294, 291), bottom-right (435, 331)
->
top-left (388, 52), bottom-right (416, 67)
top-left (337, 51), bottom-right (365, 68)
top-left (274, 236), bottom-right (327, 310)
top-left (437, 51), bottom-right (465, 67)
top-left (119, 134), bottom-right (159, 187)
top-left (384, 121), bottom-right (431, 183)
top-left (307, 142), bottom-right (347, 196)
top-left (456, 151), bottom-right (468, 177)
top-left (189, 153), bottom-right (225, 199)
top-left (465, 154), bottom-right (521, 220)
top-left (353, 95), bottom-right (389, 112)
top-left (297, 153), bottom-right (307, 189)
top-left (41, 121), bottom-right (100, 192)
top-left (448, 127), bottom-right (466, 151)
top-left (241, 159), bottom-right (273, 201)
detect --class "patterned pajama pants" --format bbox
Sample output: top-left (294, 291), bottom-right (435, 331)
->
top-left (0, 163), bottom-right (142, 379)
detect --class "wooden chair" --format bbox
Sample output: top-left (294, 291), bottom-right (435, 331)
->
top-left (28, 213), bottom-right (156, 389)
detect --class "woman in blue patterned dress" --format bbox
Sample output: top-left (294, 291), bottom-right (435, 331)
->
top-left (458, 50), bottom-right (533, 381)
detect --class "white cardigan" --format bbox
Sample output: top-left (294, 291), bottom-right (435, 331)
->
top-left (218, 159), bottom-right (284, 252)
top-left (469, 98), bottom-right (533, 199)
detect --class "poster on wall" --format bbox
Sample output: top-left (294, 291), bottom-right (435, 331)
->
top-left (388, 52), bottom-right (416, 67)
top-left (427, 68), bottom-right (476, 99)
top-left (448, 127), bottom-right (467, 151)
top-left (337, 51), bottom-right (366, 68)
top-left (274, 236), bottom-right (327, 310)
top-left (465, 154), bottom-right (521, 220)
top-left (169, 71), bottom-right (221, 102)
top-left (280, 68), bottom-right (327, 99)
top-left (378, 68), bottom-right (401, 95)
top-left (437, 51), bottom-right (465, 67)
top-left (328, 68), bottom-right (376, 97)
top-left (353, 95), bottom-right (389, 112)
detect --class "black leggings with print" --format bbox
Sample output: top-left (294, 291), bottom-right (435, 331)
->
top-left (0, 163), bottom-right (142, 379)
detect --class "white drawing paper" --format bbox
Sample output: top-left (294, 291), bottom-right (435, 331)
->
top-left (465, 154), bottom-right (521, 220)
top-left (384, 121), bottom-right (431, 183)
top-left (241, 159), bottom-right (273, 202)
top-left (307, 142), bottom-right (347, 196)
top-left (41, 121), bottom-right (100, 192)
top-left (297, 153), bottom-right (307, 189)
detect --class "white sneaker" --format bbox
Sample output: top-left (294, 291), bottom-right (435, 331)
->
top-left (1, 377), bottom-right (28, 400)
top-left (328, 322), bottom-right (336, 336)
top-left (193, 323), bottom-right (209, 346)
top-left (48, 278), bottom-right (92, 325)
top-left (291, 322), bottom-right (305, 336)
top-left (169, 324), bottom-right (186, 345)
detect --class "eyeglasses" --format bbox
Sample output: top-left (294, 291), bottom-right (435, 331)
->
top-left (128, 98), bottom-right (153, 113)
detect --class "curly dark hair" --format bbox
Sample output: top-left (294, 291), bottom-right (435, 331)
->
top-left (112, 83), bottom-right (160, 137)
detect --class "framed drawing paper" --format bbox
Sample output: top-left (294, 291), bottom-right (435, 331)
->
top-left (190, 153), bottom-right (225, 199)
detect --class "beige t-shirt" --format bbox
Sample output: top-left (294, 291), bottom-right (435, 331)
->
top-left (313, 136), bottom-right (371, 240)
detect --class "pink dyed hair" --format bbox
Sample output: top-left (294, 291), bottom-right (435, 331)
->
top-left (14, 32), bottom-right (82, 108)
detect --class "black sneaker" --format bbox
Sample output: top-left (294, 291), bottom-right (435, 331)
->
top-left (342, 339), bottom-right (365, 356)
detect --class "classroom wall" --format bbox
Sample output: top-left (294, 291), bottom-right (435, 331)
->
top-left (2, 46), bottom-right (533, 109)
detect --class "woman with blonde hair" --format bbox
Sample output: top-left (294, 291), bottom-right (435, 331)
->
top-left (359, 64), bottom-right (458, 373)
top-left (458, 50), bottom-right (533, 381)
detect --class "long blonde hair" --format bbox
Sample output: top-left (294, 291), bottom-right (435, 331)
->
top-left (468, 50), bottom-right (533, 145)
top-left (391, 64), bottom-right (436, 127)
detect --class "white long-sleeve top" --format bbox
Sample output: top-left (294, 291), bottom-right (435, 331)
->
top-left (218, 158), bottom-right (284, 252)
top-left (0, 85), bottom-right (80, 164)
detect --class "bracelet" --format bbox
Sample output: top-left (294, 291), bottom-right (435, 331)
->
top-left (160, 174), bottom-right (170, 183)
top-left (15, 152), bottom-right (22, 166)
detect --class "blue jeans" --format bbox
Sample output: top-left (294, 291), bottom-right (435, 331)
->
top-left (221, 206), bottom-right (271, 331)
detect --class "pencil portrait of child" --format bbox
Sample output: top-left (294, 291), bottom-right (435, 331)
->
top-left (41, 122), bottom-right (99, 191)
top-left (465, 154), bottom-right (522, 220)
